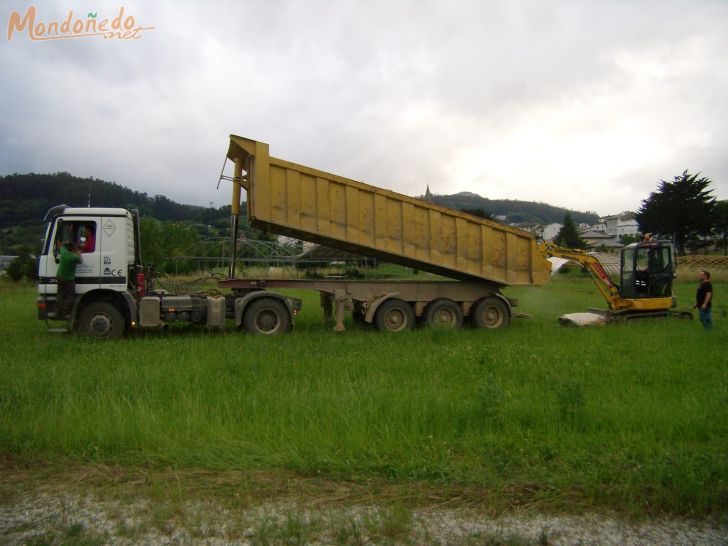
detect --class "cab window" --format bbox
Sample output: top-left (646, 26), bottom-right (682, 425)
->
top-left (55, 221), bottom-right (97, 253)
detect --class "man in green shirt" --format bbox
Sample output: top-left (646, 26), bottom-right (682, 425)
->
top-left (56, 241), bottom-right (82, 319)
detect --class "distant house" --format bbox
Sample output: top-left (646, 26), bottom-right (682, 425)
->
top-left (617, 218), bottom-right (639, 237)
top-left (580, 231), bottom-right (622, 252)
top-left (601, 212), bottom-right (639, 237)
top-left (542, 223), bottom-right (562, 242)
top-left (581, 223), bottom-right (606, 234)
top-left (588, 239), bottom-right (624, 252)
top-left (516, 223), bottom-right (543, 238)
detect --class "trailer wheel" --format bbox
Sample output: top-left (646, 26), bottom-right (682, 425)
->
top-left (243, 298), bottom-right (291, 335)
top-left (79, 301), bottom-right (125, 339)
top-left (374, 299), bottom-right (415, 332)
top-left (472, 297), bottom-right (510, 329)
top-left (425, 299), bottom-right (463, 329)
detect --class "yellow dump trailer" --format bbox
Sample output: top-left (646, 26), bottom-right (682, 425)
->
top-left (226, 135), bottom-right (551, 286)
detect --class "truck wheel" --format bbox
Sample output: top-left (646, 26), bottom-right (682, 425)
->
top-left (425, 299), bottom-right (463, 329)
top-left (472, 297), bottom-right (510, 329)
top-left (374, 299), bottom-right (415, 332)
top-left (243, 298), bottom-right (291, 335)
top-left (79, 301), bottom-right (125, 339)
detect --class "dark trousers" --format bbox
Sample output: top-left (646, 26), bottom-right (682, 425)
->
top-left (56, 277), bottom-right (76, 317)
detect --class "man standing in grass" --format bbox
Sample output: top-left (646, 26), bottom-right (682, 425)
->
top-left (695, 270), bottom-right (713, 330)
top-left (56, 241), bottom-right (82, 319)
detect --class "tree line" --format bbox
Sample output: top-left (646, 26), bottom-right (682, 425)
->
top-left (636, 171), bottom-right (727, 255)
top-left (552, 170), bottom-right (727, 254)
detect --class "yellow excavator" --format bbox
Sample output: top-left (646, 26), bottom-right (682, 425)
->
top-left (538, 239), bottom-right (692, 325)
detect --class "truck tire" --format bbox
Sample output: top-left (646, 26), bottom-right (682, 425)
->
top-left (424, 299), bottom-right (463, 329)
top-left (374, 298), bottom-right (415, 332)
top-left (79, 301), bottom-right (126, 339)
top-left (243, 297), bottom-right (291, 335)
top-left (472, 297), bottom-right (510, 329)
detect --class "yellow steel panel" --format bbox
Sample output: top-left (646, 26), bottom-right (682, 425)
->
top-left (345, 185), bottom-right (359, 242)
top-left (250, 141), bottom-right (271, 222)
top-left (506, 233), bottom-right (517, 282)
top-left (316, 177), bottom-right (330, 235)
top-left (269, 165), bottom-right (287, 225)
top-left (465, 221), bottom-right (481, 267)
top-left (455, 218), bottom-right (469, 273)
top-left (428, 209), bottom-right (441, 265)
top-left (386, 198), bottom-right (403, 254)
top-left (402, 202), bottom-right (416, 257)
top-left (480, 226), bottom-right (496, 279)
top-left (374, 194), bottom-right (388, 249)
top-left (440, 215), bottom-right (457, 269)
top-left (492, 231), bottom-right (506, 270)
top-left (300, 173), bottom-right (317, 233)
top-left (285, 169), bottom-right (301, 227)
top-left (329, 181), bottom-right (346, 239)
top-left (515, 238), bottom-right (530, 272)
top-left (358, 191), bottom-right (375, 246)
top-left (413, 206), bottom-right (429, 262)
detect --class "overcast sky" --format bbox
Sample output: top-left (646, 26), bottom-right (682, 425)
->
top-left (1, 0), bottom-right (726, 216)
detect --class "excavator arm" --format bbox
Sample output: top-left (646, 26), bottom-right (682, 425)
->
top-left (538, 242), bottom-right (624, 310)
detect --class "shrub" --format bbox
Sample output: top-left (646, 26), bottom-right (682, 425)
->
top-left (5, 252), bottom-right (36, 281)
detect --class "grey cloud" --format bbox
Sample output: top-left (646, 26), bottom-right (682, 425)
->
top-left (1, 0), bottom-right (726, 213)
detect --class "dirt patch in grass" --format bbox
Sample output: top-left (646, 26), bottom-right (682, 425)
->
top-left (2, 458), bottom-right (726, 545)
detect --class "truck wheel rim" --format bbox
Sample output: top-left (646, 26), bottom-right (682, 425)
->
top-left (255, 310), bottom-right (279, 332)
top-left (384, 309), bottom-right (406, 330)
top-left (89, 314), bottom-right (112, 336)
top-left (482, 306), bottom-right (502, 327)
top-left (433, 308), bottom-right (455, 327)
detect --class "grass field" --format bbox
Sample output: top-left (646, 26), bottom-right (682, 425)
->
top-left (1, 274), bottom-right (726, 520)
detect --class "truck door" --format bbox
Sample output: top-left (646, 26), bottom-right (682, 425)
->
top-left (38, 218), bottom-right (101, 295)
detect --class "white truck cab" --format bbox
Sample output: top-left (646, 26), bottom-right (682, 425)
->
top-left (37, 205), bottom-right (141, 336)
top-left (38, 206), bottom-right (135, 297)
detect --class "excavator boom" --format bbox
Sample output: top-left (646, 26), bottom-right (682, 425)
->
top-left (539, 242), bottom-right (622, 309)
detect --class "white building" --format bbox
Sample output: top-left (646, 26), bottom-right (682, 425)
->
top-left (601, 212), bottom-right (639, 237)
top-left (617, 219), bottom-right (639, 236)
top-left (587, 223), bottom-right (607, 234)
top-left (542, 223), bottom-right (562, 241)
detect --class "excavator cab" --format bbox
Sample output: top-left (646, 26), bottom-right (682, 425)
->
top-left (619, 242), bottom-right (674, 299)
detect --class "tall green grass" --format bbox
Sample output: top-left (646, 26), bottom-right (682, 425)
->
top-left (1, 277), bottom-right (726, 516)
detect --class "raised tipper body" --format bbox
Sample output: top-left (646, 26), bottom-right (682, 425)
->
top-left (226, 135), bottom-right (551, 286)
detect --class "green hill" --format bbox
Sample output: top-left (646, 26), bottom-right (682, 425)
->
top-left (425, 191), bottom-right (600, 225)
top-left (0, 172), bottom-right (229, 229)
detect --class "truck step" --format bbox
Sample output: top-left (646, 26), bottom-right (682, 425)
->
top-left (44, 318), bottom-right (69, 333)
